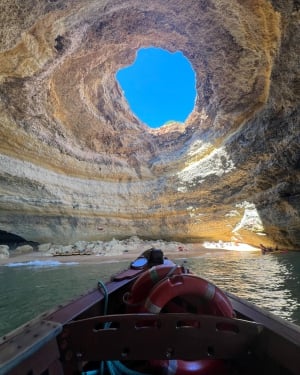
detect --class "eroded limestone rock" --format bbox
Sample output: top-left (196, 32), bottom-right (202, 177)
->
top-left (14, 244), bottom-right (34, 255)
top-left (0, 0), bottom-right (299, 249)
top-left (0, 245), bottom-right (10, 259)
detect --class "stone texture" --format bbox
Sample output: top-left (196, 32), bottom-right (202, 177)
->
top-left (38, 243), bottom-right (52, 252)
top-left (14, 244), bottom-right (34, 255)
top-left (0, 0), bottom-right (299, 249)
top-left (0, 245), bottom-right (10, 258)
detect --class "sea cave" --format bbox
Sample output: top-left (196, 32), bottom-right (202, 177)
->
top-left (0, 0), bottom-right (299, 250)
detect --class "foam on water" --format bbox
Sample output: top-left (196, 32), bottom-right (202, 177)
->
top-left (4, 260), bottom-right (79, 268)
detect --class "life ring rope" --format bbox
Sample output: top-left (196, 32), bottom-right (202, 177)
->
top-left (124, 266), bottom-right (233, 374)
top-left (203, 282), bottom-right (216, 300)
top-left (142, 273), bottom-right (233, 374)
top-left (144, 274), bottom-right (234, 317)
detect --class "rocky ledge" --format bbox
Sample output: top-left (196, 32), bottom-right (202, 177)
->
top-left (0, 1), bottom-right (299, 249)
top-left (0, 236), bottom-right (194, 260)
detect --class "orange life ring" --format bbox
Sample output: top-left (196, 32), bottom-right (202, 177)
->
top-left (143, 274), bottom-right (233, 375)
top-left (144, 274), bottom-right (234, 317)
top-left (124, 264), bottom-right (184, 313)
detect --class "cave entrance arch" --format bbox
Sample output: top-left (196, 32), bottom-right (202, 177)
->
top-left (116, 47), bottom-right (197, 128)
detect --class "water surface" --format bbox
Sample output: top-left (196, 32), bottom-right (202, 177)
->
top-left (1, 251), bottom-right (300, 337)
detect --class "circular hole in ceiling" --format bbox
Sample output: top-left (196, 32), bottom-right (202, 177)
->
top-left (116, 47), bottom-right (197, 128)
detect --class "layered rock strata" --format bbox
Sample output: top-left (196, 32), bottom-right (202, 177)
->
top-left (0, 0), bottom-right (299, 248)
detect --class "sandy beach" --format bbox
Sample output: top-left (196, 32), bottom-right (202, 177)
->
top-left (0, 238), bottom-right (261, 267)
top-left (0, 244), bottom-right (206, 266)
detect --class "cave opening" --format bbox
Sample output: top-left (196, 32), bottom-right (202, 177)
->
top-left (0, 230), bottom-right (26, 244)
top-left (116, 47), bottom-right (197, 128)
top-left (0, 230), bottom-right (39, 250)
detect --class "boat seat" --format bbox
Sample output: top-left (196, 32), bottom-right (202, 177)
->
top-left (62, 313), bottom-right (263, 361)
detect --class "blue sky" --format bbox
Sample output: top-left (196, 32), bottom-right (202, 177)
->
top-left (116, 47), bottom-right (196, 128)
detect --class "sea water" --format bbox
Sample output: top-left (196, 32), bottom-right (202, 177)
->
top-left (1, 250), bottom-right (300, 337)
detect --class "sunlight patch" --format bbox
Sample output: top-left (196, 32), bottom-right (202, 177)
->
top-left (233, 202), bottom-right (265, 234)
top-left (177, 147), bottom-right (235, 192)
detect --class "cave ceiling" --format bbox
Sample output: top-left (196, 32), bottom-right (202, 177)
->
top-left (0, 0), bottom-right (299, 248)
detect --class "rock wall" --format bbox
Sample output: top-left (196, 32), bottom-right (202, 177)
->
top-left (0, 0), bottom-right (299, 248)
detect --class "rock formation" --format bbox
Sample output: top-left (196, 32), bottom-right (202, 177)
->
top-left (0, 0), bottom-right (299, 249)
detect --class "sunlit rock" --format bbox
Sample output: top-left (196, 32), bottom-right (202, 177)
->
top-left (0, 0), bottom-right (299, 249)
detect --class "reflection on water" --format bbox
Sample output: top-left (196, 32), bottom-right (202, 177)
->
top-left (184, 251), bottom-right (300, 323)
top-left (0, 251), bottom-right (300, 337)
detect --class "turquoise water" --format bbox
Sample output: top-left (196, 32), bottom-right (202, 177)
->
top-left (1, 251), bottom-right (300, 337)
top-left (0, 259), bottom-right (128, 337)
